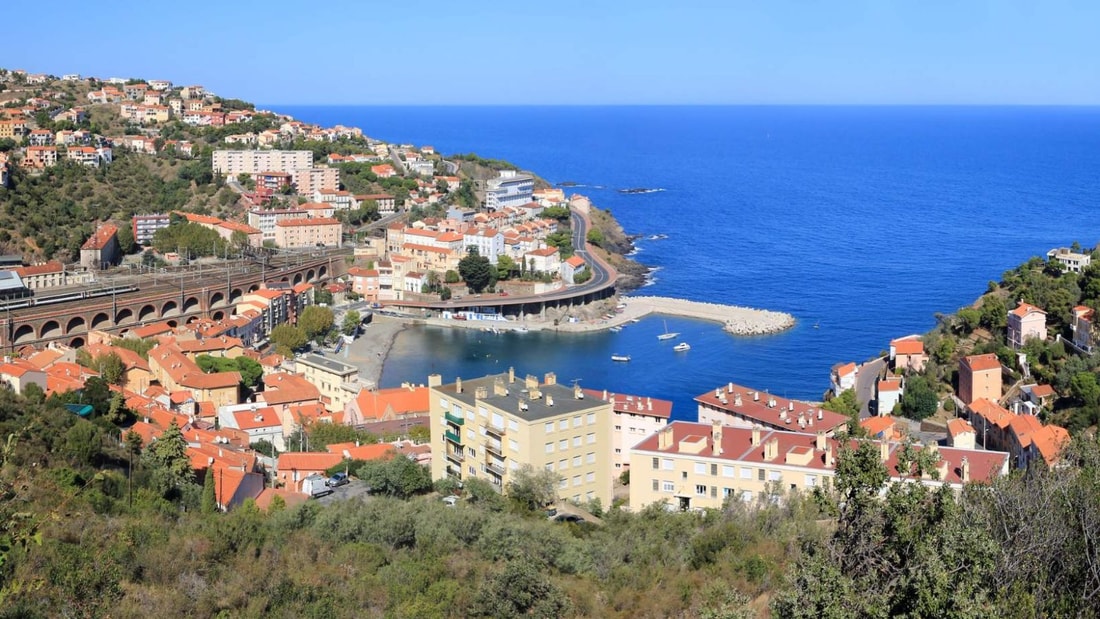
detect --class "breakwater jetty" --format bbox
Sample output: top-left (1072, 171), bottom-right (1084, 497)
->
top-left (618, 296), bottom-right (795, 335)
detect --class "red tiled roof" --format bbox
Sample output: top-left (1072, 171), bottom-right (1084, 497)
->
top-left (81, 224), bottom-right (118, 250)
top-left (582, 388), bottom-right (672, 419)
top-left (947, 418), bottom-right (975, 437)
top-left (891, 338), bottom-right (925, 355)
top-left (963, 354), bottom-right (1001, 373)
top-left (695, 382), bottom-right (849, 433)
top-left (1010, 302), bottom-right (1046, 318)
top-left (276, 452), bottom-right (343, 472)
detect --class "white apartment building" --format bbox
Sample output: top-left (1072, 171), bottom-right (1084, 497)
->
top-left (485, 170), bottom-right (534, 211)
top-left (212, 150), bottom-right (313, 176)
top-left (247, 208), bottom-right (308, 242)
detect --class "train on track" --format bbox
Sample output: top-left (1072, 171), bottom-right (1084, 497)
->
top-left (0, 285), bottom-right (140, 312)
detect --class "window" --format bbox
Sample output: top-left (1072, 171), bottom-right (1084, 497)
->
top-left (465, 409), bottom-right (475, 420)
top-left (768, 470), bottom-right (782, 482)
top-left (723, 465), bottom-right (736, 477)
top-left (508, 420), bottom-right (519, 432)
top-left (615, 425), bottom-right (622, 431)
top-left (662, 481), bottom-right (675, 493)
top-left (615, 448), bottom-right (622, 454)
top-left (508, 439), bottom-right (519, 452)
top-left (758, 469), bottom-right (766, 481)
top-left (694, 462), bottom-right (707, 475)
top-left (652, 457), bottom-right (659, 470)
top-left (572, 455), bottom-right (581, 467)
top-left (439, 398), bottom-right (450, 411)
top-left (586, 491), bottom-right (594, 500)
top-left (722, 488), bottom-right (733, 498)
top-left (741, 490), bottom-right (753, 503)
top-left (573, 436), bottom-right (582, 447)
top-left (573, 416), bottom-right (582, 428)
top-left (587, 433), bottom-right (596, 444)
top-left (468, 466), bottom-right (476, 475)
top-left (682, 471), bottom-right (688, 480)
top-left (695, 484), bottom-right (707, 496)
top-left (559, 439), bottom-right (568, 451)
top-left (662, 458), bottom-right (674, 471)
top-left (559, 420), bottom-right (569, 431)
top-left (467, 429), bottom-right (475, 440)
top-left (545, 442), bottom-right (554, 454)
top-left (587, 413), bottom-right (596, 425)
top-left (478, 406), bottom-right (488, 418)
top-left (741, 467), bottom-right (753, 480)
top-left (560, 459), bottom-right (568, 470)
top-left (545, 462), bottom-right (554, 472)
top-left (710, 486), bottom-right (718, 498)
top-left (545, 422), bottom-right (554, 434)
top-left (711, 463), bottom-right (718, 476)
top-left (652, 479), bottom-right (659, 491)
top-left (586, 452), bottom-right (595, 464)
top-left (560, 478), bottom-right (568, 489)
top-left (573, 475), bottom-right (581, 487)
top-left (467, 447), bottom-right (476, 457)
top-left (805, 475), bottom-right (817, 487)
top-left (586, 472), bottom-right (595, 483)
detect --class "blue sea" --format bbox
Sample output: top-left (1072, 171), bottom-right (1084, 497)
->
top-left (276, 105), bottom-right (1100, 420)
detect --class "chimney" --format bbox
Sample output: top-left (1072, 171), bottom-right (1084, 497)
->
top-left (961, 456), bottom-right (970, 483)
top-left (543, 372), bottom-right (556, 386)
top-left (711, 420), bottom-right (723, 456)
top-left (602, 389), bottom-right (608, 400)
top-left (788, 402), bottom-right (794, 412)
top-left (825, 446), bottom-right (835, 468)
top-left (428, 374), bottom-right (442, 387)
top-left (574, 384), bottom-right (583, 400)
top-left (753, 391), bottom-right (760, 402)
top-left (817, 409), bottom-right (823, 421)
top-left (734, 393), bottom-right (742, 406)
top-left (658, 426), bottom-right (672, 450)
top-left (525, 374), bottom-right (538, 389)
top-left (508, 366), bottom-right (515, 384)
top-left (879, 441), bottom-right (890, 463)
top-left (727, 382), bottom-right (733, 393)
top-left (815, 430), bottom-right (826, 451)
top-left (475, 386), bottom-right (488, 399)
top-left (546, 394), bottom-right (554, 407)
top-left (493, 379), bottom-right (507, 396)
top-left (647, 397), bottom-right (652, 411)
top-left (751, 425), bottom-right (762, 447)
top-left (763, 438), bottom-right (779, 461)
top-left (455, 377), bottom-right (462, 393)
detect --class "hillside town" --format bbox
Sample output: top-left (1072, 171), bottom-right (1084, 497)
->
top-left (0, 67), bottom-right (1093, 515)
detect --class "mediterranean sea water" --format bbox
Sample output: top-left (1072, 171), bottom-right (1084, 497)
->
top-left (276, 105), bottom-right (1100, 420)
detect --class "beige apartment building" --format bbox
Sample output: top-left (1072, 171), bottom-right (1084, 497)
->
top-left (583, 388), bottom-right (671, 476)
top-left (629, 421), bottom-right (1010, 512)
top-left (958, 354), bottom-right (1002, 405)
top-left (273, 217), bottom-right (342, 249)
top-left (212, 149), bottom-right (313, 176)
top-left (293, 353), bottom-right (361, 413)
top-left (292, 166), bottom-right (340, 196)
top-left (430, 371), bottom-right (614, 506)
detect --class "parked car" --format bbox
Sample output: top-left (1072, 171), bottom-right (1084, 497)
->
top-left (442, 495), bottom-right (459, 507)
top-left (326, 472), bottom-right (349, 487)
top-left (302, 474), bottom-right (333, 499)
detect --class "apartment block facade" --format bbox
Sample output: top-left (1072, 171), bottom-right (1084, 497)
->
top-left (212, 149), bottom-right (313, 176)
top-left (430, 371), bottom-right (614, 506)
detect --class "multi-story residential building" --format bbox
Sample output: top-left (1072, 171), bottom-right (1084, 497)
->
top-left (583, 389), bottom-right (672, 475)
top-left (629, 421), bottom-right (1010, 512)
top-left (696, 382), bottom-right (850, 436)
top-left (876, 375), bottom-right (903, 415)
top-left (314, 189), bottom-right (355, 210)
top-left (890, 335), bottom-right (928, 372)
top-left (967, 398), bottom-right (1069, 469)
top-left (22, 146), bottom-right (57, 169)
top-left (247, 207), bottom-right (308, 242)
top-left (294, 353), bottom-right (362, 413)
top-left (291, 166), bottom-right (340, 196)
top-left (830, 362), bottom-right (858, 396)
top-left (236, 289), bottom-right (290, 336)
top-left (1047, 247), bottom-right (1091, 273)
top-left (212, 150), bottom-right (313, 177)
top-left (463, 227), bottom-right (504, 264)
top-left (958, 353), bottom-right (1002, 405)
top-left (216, 220), bottom-right (263, 248)
top-left (273, 217), bottom-right (341, 249)
top-left (132, 213), bottom-right (171, 245)
top-left (1007, 301), bottom-right (1048, 349)
top-left (80, 224), bottom-right (120, 270)
top-left (431, 371), bottom-right (614, 506)
top-left (356, 193), bottom-right (397, 214)
top-left (0, 118), bottom-right (28, 142)
top-left (346, 267), bottom-right (380, 302)
top-left (27, 130), bottom-right (53, 146)
top-left (148, 344), bottom-right (241, 408)
top-left (485, 170), bottom-right (534, 210)
top-left (525, 247), bottom-right (561, 274)
top-left (66, 146), bottom-right (112, 167)
top-left (1072, 305), bottom-right (1096, 353)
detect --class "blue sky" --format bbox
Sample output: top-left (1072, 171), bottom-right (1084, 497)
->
top-left (5, 0), bottom-right (1098, 105)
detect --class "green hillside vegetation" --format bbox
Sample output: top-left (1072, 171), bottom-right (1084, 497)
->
top-left (3, 387), bottom-right (1100, 617)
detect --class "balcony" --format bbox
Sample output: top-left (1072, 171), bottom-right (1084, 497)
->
top-left (445, 411), bottom-right (465, 426)
top-left (484, 440), bottom-right (503, 456)
top-left (444, 430), bottom-right (462, 444)
top-left (484, 460), bottom-right (506, 477)
top-left (486, 423), bottom-right (506, 437)
top-left (446, 449), bottom-right (465, 463)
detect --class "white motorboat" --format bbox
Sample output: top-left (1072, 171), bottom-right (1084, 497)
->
top-left (611, 354), bottom-right (631, 362)
top-left (673, 342), bottom-right (691, 352)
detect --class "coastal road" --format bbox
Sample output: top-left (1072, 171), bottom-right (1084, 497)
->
top-left (387, 146), bottom-right (407, 175)
top-left (856, 356), bottom-right (887, 418)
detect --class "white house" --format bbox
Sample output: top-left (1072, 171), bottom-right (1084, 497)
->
top-left (218, 403), bottom-right (286, 451)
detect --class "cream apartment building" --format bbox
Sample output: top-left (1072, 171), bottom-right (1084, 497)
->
top-left (273, 217), bottom-right (342, 248)
top-left (629, 421), bottom-right (1010, 512)
top-left (212, 149), bottom-right (313, 176)
top-left (430, 371), bottom-right (614, 506)
top-left (293, 353), bottom-right (361, 413)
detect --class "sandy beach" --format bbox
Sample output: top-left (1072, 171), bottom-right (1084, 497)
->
top-left (344, 315), bottom-right (407, 388)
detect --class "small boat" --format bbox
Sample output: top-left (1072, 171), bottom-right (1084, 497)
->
top-left (630, 318), bottom-right (642, 323)
top-left (813, 322), bottom-right (820, 329)
top-left (611, 354), bottom-right (631, 362)
top-left (515, 326), bottom-right (529, 333)
top-left (673, 342), bottom-right (690, 352)
top-left (609, 326), bottom-right (623, 333)
top-left (657, 320), bottom-right (679, 341)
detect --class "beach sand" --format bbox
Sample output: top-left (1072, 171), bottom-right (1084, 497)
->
top-left (344, 315), bottom-right (406, 388)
